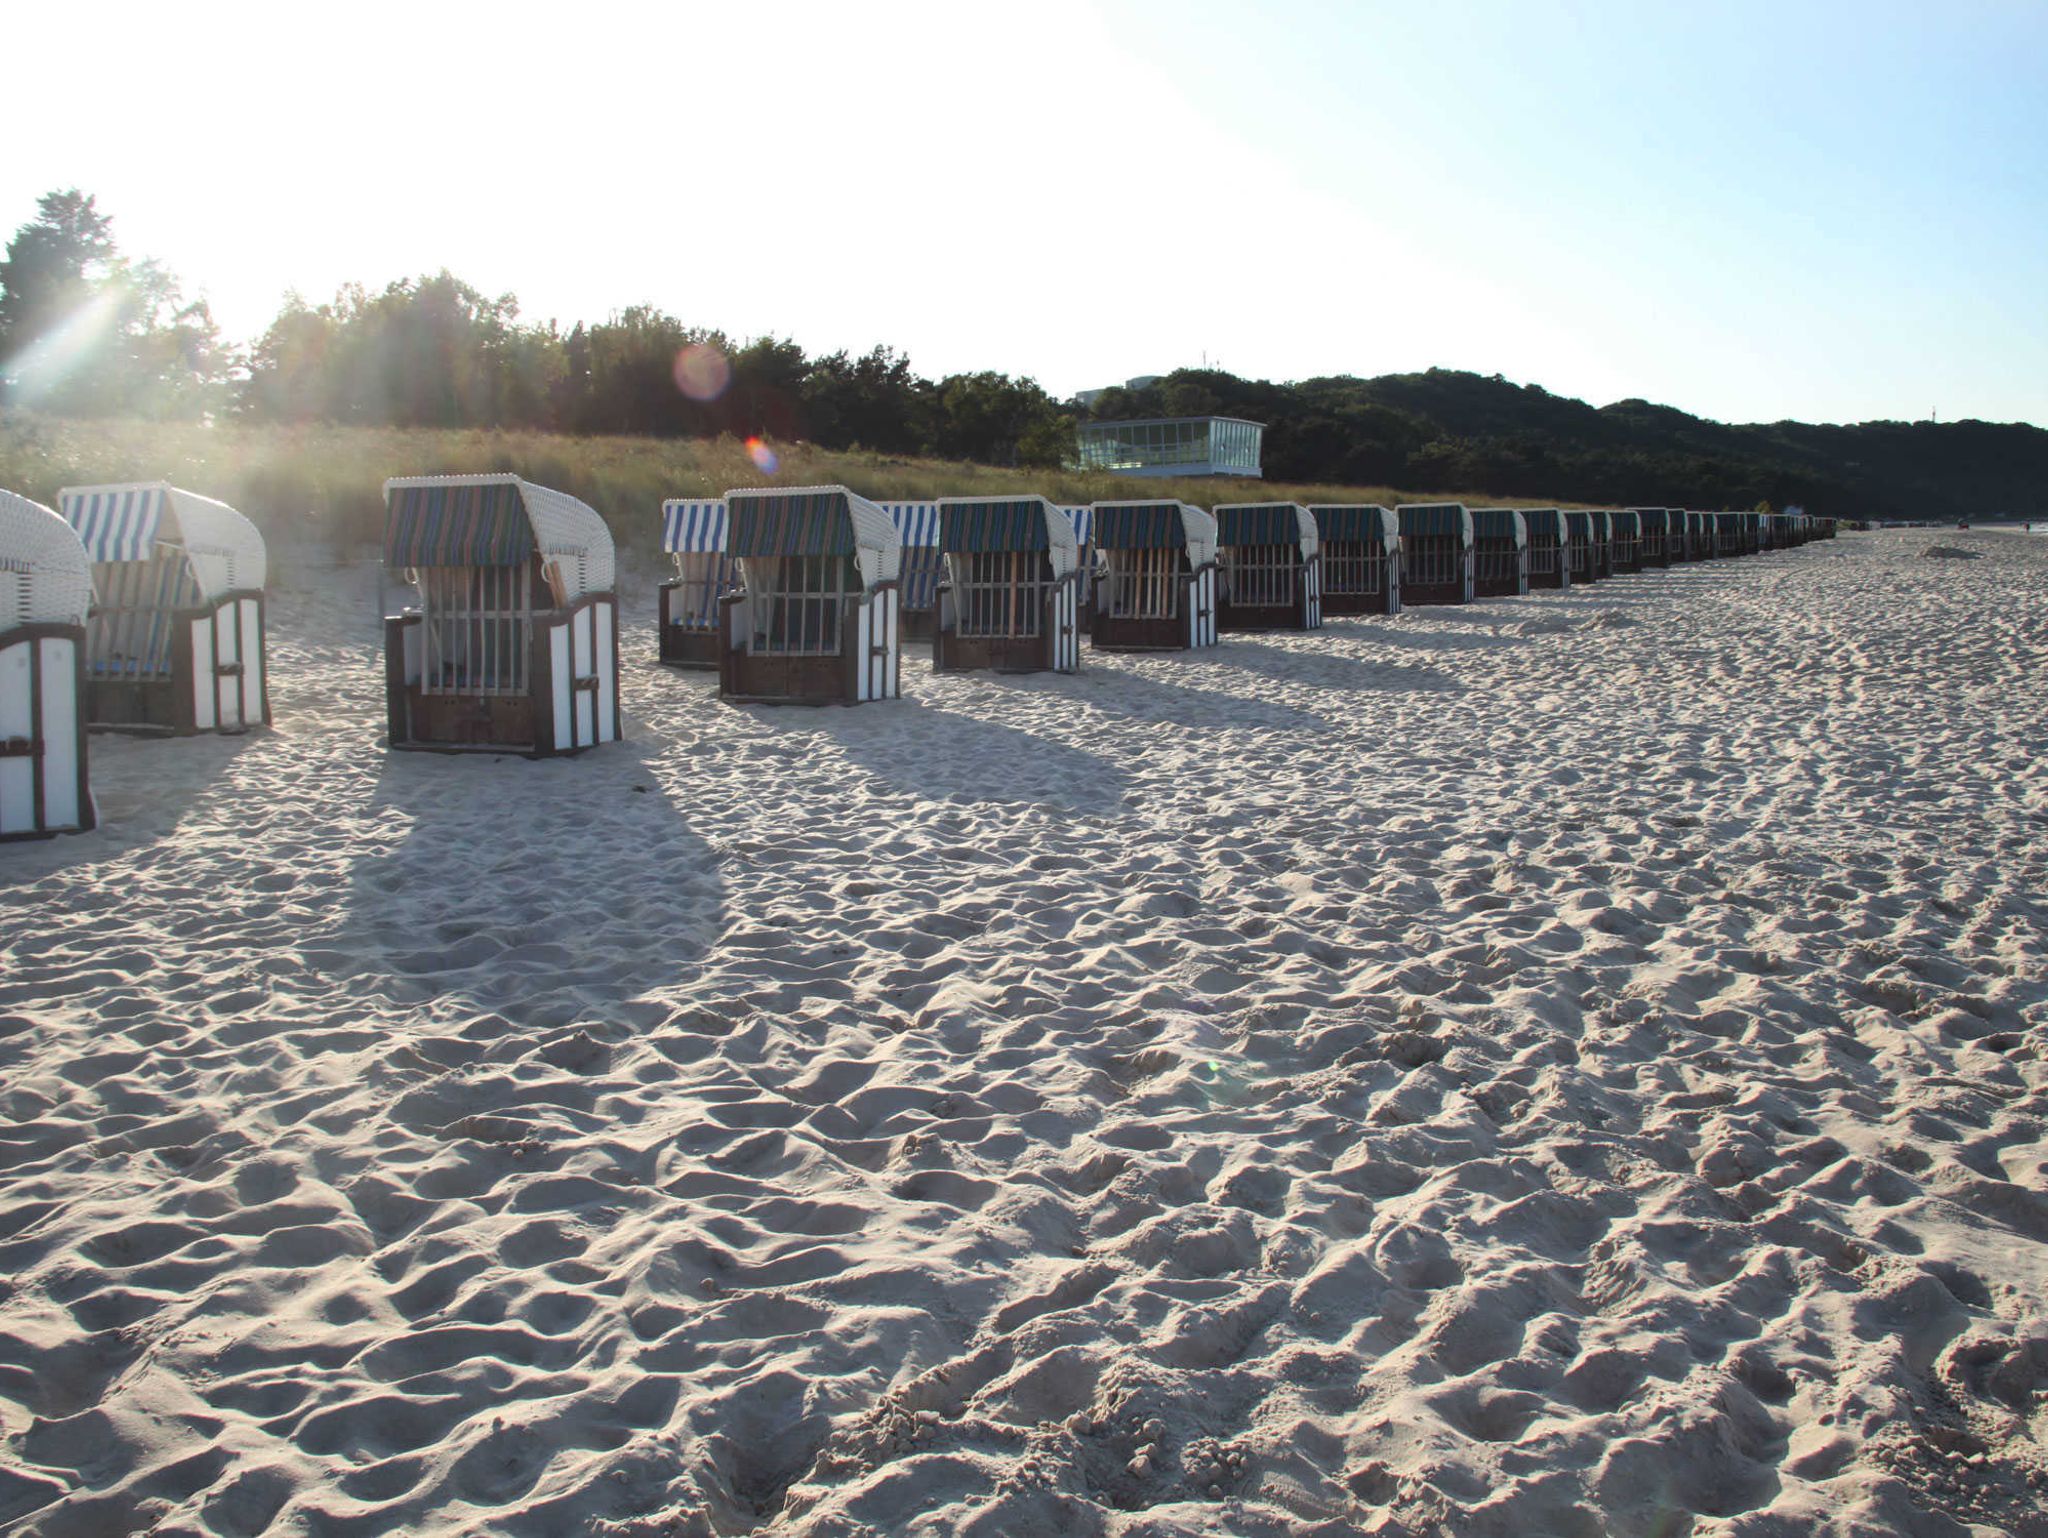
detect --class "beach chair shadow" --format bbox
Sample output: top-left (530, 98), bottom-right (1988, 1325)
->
top-left (1072, 654), bottom-right (1335, 733)
top-left (1332, 619), bottom-right (1522, 655)
top-left (1381, 602), bottom-right (1530, 628)
top-left (1206, 637), bottom-right (1462, 696)
top-left (327, 737), bottom-right (723, 1026)
top-left (795, 694), bottom-right (1131, 816)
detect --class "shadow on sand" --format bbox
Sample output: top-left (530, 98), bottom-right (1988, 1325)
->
top-left (1208, 636), bottom-right (1462, 696)
top-left (328, 737), bottom-right (724, 1028)
top-left (1072, 650), bottom-right (1336, 733)
top-left (797, 692), bottom-right (1133, 817)
top-left (1326, 616), bottom-right (1523, 654)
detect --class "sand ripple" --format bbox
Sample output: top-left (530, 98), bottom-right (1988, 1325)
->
top-left (3, 532), bottom-right (2046, 1536)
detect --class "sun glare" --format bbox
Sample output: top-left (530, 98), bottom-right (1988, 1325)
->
top-left (2, 287), bottom-right (125, 404)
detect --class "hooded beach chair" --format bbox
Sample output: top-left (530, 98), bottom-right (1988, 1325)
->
top-left (59, 482), bottom-right (268, 735)
top-left (383, 474), bottom-right (620, 754)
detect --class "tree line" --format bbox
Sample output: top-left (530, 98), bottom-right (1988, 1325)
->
top-left (0, 190), bottom-right (1076, 467)
top-left (3, 189), bottom-right (2042, 518)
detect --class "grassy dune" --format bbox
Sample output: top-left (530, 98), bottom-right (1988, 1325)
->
top-left (0, 412), bottom-right (1535, 565)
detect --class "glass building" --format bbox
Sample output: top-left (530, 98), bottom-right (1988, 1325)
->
top-left (1076, 417), bottom-right (1265, 479)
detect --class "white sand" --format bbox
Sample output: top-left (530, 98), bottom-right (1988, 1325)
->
top-left (2, 529), bottom-right (2045, 1537)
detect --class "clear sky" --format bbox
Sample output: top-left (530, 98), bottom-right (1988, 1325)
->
top-left (6, 0), bottom-right (2043, 427)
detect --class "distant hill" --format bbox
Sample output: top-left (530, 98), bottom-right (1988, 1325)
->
top-left (1082, 369), bottom-right (2048, 520)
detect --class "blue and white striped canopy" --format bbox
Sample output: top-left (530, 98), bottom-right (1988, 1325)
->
top-left (882, 501), bottom-right (940, 548)
top-left (900, 546), bottom-right (945, 610)
top-left (662, 499), bottom-right (728, 554)
top-left (1063, 506), bottom-right (1093, 545)
top-left (59, 484), bottom-right (166, 563)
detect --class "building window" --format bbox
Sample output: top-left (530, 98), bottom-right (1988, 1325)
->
top-left (1075, 417), bottom-right (1263, 477)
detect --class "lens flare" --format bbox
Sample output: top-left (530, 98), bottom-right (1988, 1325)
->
top-left (673, 342), bottom-right (731, 402)
top-left (746, 436), bottom-right (780, 474)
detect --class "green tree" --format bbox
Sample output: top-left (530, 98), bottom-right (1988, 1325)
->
top-left (725, 336), bottom-right (809, 440)
top-left (934, 372), bottom-right (1064, 466)
top-left (801, 345), bottom-right (930, 453)
top-left (579, 307), bottom-right (726, 436)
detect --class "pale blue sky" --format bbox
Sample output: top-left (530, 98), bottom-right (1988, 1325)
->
top-left (5, 0), bottom-right (2043, 426)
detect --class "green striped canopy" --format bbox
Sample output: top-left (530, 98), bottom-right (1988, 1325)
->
top-left (1564, 510), bottom-right (1593, 539)
top-left (385, 480), bottom-right (534, 567)
top-left (1093, 502), bottom-right (1190, 550)
top-left (1520, 508), bottom-right (1565, 543)
top-left (1470, 508), bottom-right (1527, 546)
top-left (1635, 508), bottom-right (1671, 534)
top-left (940, 498), bottom-right (1050, 553)
top-left (729, 489), bottom-right (860, 558)
top-left (1396, 503), bottom-right (1473, 543)
top-left (1610, 510), bottom-right (1640, 538)
top-left (1588, 509), bottom-right (1612, 541)
top-left (1214, 503), bottom-right (1307, 548)
top-left (1309, 504), bottom-right (1396, 545)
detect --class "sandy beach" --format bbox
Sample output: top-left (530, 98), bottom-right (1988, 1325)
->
top-left (2, 527), bottom-right (2045, 1537)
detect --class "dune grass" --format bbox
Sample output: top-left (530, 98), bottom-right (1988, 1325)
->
top-left (0, 412), bottom-right (1554, 567)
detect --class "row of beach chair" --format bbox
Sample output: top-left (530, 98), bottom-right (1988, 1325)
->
top-left (396, 478), bottom-right (1829, 750)
top-left (0, 476), bottom-right (1835, 837)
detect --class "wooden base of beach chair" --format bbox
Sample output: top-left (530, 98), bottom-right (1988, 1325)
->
top-left (86, 678), bottom-right (184, 734)
top-left (1402, 581), bottom-right (1473, 605)
top-left (396, 690), bottom-right (539, 751)
top-left (1087, 615), bottom-right (1191, 650)
top-left (657, 581), bottom-right (722, 669)
top-left (658, 626), bottom-right (720, 669)
top-left (720, 653), bottom-right (852, 703)
top-left (1321, 589), bottom-right (1402, 616)
top-left (934, 632), bottom-right (1060, 673)
top-left (1217, 601), bottom-right (1313, 631)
